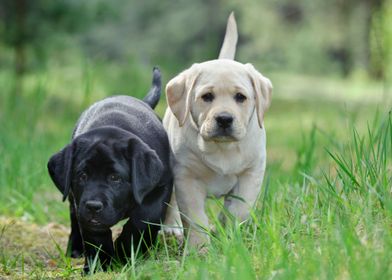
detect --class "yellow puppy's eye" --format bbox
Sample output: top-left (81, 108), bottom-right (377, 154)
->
top-left (201, 92), bottom-right (214, 102)
top-left (234, 92), bottom-right (247, 103)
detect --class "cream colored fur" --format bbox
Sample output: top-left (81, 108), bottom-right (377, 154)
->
top-left (163, 13), bottom-right (272, 248)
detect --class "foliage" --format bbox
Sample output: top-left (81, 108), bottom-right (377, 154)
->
top-left (0, 64), bottom-right (390, 278)
top-left (0, 0), bottom-right (107, 77)
top-left (1, 0), bottom-right (391, 82)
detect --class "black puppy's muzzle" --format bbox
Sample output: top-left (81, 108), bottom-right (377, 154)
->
top-left (79, 199), bottom-right (110, 230)
top-left (85, 200), bottom-right (103, 213)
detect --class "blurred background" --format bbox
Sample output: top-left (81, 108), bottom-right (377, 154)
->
top-left (1, 0), bottom-right (391, 98)
top-left (0, 0), bottom-right (391, 223)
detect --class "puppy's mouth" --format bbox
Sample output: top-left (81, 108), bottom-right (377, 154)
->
top-left (79, 214), bottom-right (116, 231)
top-left (210, 135), bottom-right (238, 142)
top-left (85, 218), bottom-right (108, 230)
top-left (89, 218), bottom-right (102, 226)
top-left (203, 129), bottom-right (238, 142)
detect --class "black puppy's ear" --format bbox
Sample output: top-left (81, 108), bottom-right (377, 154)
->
top-left (47, 143), bottom-right (74, 201)
top-left (128, 139), bottom-right (164, 204)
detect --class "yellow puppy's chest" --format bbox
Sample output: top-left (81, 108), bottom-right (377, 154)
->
top-left (205, 173), bottom-right (238, 197)
top-left (199, 149), bottom-right (252, 198)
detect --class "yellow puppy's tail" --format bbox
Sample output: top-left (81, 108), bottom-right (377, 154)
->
top-left (218, 12), bottom-right (238, 60)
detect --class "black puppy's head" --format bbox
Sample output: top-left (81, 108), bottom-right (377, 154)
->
top-left (48, 127), bottom-right (163, 231)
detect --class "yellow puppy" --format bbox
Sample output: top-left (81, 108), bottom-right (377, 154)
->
top-left (163, 13), bottom-right (272, 248)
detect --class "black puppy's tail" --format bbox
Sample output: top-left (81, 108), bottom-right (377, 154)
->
top-left (143, 67), bottom-right (161, 109)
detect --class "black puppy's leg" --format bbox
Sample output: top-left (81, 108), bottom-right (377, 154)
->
top-left (114, 217), bottom-right (160, 262)
top-left (66, 194), bottom-right (84, 258)
top-left (81, 228), bottom-right (114, 274)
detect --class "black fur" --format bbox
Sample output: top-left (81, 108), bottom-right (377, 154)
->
top-left (47, 68), bottom-right (173, 273)
top-left (143, 67), bottom-right (162, 109)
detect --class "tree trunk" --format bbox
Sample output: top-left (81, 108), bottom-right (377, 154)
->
top-left (365, 0), bottom-right (384, 79)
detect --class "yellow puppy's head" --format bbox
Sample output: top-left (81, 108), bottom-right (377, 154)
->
top-left (166, 59), bottom-right (272, 142)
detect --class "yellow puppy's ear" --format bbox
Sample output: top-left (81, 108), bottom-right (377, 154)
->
top-left (246, 63), bottom-right (272, 128)
top-left (166, 64), bottom-right (200, 127)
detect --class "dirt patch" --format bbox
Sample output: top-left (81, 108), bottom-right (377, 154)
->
top-left (0, 216), bottom-right (181, 279)
top-left (0, 216), bottom-right (84, 278)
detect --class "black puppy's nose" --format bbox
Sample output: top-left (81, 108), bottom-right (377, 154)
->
top-left (215, 113), bottom-right (233, 129)
top-left (85, 200), bottom-right (103, 213)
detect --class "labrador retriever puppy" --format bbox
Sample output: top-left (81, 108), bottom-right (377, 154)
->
top-left (48, 68), bottom-right (173, 273)
top-left (163, 13), bottom-right (272, 248)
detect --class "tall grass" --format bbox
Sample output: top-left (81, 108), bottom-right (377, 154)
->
top-left (175, 110), bottom-right (392, 279)
top-left (77, 110), bottom-right (391, 279)
top-left (0, 66), bottom-right (390, 278)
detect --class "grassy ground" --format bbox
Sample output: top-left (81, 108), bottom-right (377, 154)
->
top-left (0, 68), bottom-right (391, 279)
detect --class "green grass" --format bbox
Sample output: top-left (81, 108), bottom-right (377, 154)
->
top-left (0, 66), bottom-right (391, 279)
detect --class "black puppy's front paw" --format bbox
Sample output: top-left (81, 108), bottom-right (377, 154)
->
top-left (82, 259), bottom-right (111, 275)
top-left (66, 236), bottom-right (84, 258)
top-left (70, 249), bottom-right (83, 258)
top-left (83, 264), bottom-right (90, 275)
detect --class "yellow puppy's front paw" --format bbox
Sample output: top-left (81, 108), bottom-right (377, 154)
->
top-left (162, 226), bottom-right (184, 242)
top-left (188, 231), bottom-right (210, 248)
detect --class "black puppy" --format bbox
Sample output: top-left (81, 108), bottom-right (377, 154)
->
top-left (47, 68), bottom-right (173, 273)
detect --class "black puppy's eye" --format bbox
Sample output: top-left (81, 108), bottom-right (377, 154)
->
top-left (234, 92), bottom-right (247, 103)
top-left (78, 172), bottom-right (88, 184)
top-left (201, 92), bottom-right (214, 102)
top-left (108, 174), bottom-right (122, 184)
